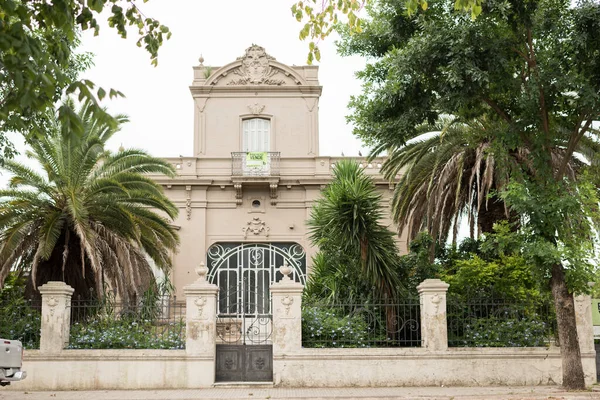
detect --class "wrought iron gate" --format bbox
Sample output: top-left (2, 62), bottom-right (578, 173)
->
top-left (208, 243), bottom-right (306, 382)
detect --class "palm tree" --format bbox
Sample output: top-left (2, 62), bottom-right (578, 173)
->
top-left (0, 100), bottom-right (179, 301)
top-left (307, 160), bottom-right (404, 337)
top-left (380, 116), bottom-right (593, 250)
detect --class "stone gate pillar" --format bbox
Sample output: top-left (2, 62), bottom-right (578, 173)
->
top-left (417, 278), bottom-right (450, 351)
top-left (270, 262), bottom-right (304, 355)
top-left (184, 263), bottom-right (219, 357)
top-left (39, 281), bottom-right (74, 353)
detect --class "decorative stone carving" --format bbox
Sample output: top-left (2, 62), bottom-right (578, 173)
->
top-left (47, 296), bottom-right (58, 316)
top-left (234, 183), bottom-right (243, 205)
top-left (227, 45), bottom-right (286, 86)
top-left (242, 217), bottom-right (270, 238)
top-left (270, 183), bottom-right (278, 205)
top-left (281, 295), bottom-right (294, 316)
top-left (431, 293), bottom-right (441, 313)
top-left (195, 262), bottom-right (209, 282)
top-left (194, 296), bottom-right (207, 318)
top-left (185, 185), bottom-right (192, 220)
top-left (248, 103), bottom-right (265, 115)
top-left (255, 357), bottom-right (265, 370)
top-left (279, 262), bottom-right (292, 282)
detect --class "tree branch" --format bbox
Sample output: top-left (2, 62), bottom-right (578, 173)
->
top-left (556, 118), bottom-right (593, 179)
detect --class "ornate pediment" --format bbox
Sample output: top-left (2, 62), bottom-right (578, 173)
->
top-left (227, 45), bottom-right (285, 86)
top-left (206, 45), bottom-right (307, 87)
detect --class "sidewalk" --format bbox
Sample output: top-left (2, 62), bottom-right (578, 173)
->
top-left (1, 385), bottom-right (600, 400)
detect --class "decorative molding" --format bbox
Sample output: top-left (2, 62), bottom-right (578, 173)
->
top-left (185, 186), bottom-right (192, 220)
top-left (195, 98), bottom-right (208, 113)
top-left (234, 183), bottom-right (243, 205)
top-left (194, 296), bottom-right (207, 319)
top-left (431, 293), bottom-right (441, 314)
top-left (303, 97), bottom-right (318, 112)
top-left (242, 217), bottom-right (270, 238)
top-left (270, 183), bottom-right (278, 205)
top-left (255, 357), bottom-right (265, 370)
top-left (47, 296), bottom-right (58, 316)
top-left (227, 45), bottom-right (286, 86)
top-left (248, 103), bottom-right (265, 115)
top-left (281, 295), bottom-right (294, 316)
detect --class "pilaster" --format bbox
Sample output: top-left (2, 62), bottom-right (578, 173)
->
top-left (417, 279), bottom-right (450, 351)
top-left (39, 281), bottom-right (74, 353)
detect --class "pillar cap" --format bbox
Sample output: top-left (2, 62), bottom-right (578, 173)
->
top-left (417, 279), bottom-right (449, 294)
top-left (38, 281), bottom-right (75, 296)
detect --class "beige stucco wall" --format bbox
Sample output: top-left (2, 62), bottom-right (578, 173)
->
top-left (147, 45), bottom-right (407, 296)
top-left (13, 350), bottom-right (213, 390)
top-left (273, 348), bottom-right (597, 387)
top-left (10, 347), bottom-right (595, 390)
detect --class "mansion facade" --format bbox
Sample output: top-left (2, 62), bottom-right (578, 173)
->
top-left (149, 45), bottom-right (406, 298)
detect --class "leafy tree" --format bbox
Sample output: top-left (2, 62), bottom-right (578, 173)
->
top-left (0, 100), bottom-right (179, 301)
top-left (0, 0), bottom-right (170, 161)
top-left (339, 0), bottom-right (600, 389)
top-left (307, 160), bottom-right (405, 335)
top-left (385, 115), bottom-right (593, 251)
top-left (292, 0), bottom-right (483, 62)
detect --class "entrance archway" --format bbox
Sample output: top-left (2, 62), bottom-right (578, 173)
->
top-left (207, 242), bottom-right (306, 382)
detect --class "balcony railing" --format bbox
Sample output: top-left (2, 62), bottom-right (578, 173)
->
top-left (232, 152), bottom-right (281, 177)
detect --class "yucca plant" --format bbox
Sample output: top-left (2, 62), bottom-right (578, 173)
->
top-left (308, 160), bottom-right (405, 338)
top-left (0, 100), bottom-right (179, 301)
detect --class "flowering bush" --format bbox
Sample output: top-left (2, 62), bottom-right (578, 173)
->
top-left (69, 318), bottom-right (185, 349)
top-left (0, 274), bottom-right (41, 349)
top-left (301, 306), bottom-right (371, 348)
top-left (453, 316), bottom-right (551, 347)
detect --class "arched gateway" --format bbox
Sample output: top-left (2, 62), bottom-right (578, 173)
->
top-left (207, 242), bottom-right (306, 382)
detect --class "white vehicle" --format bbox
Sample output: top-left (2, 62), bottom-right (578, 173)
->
top-left (0, 339), bottom-right (27, 386)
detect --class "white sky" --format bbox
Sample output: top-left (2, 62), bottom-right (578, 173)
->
top-left (76, 0), bottom-right (368, 158)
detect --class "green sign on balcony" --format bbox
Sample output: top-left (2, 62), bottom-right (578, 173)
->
top-left (246, 152), bottom-right (267, 168)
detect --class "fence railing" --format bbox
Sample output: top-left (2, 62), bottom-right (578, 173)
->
top-left (68, 295), bottom-right (186, 349)
top-left (0, 298), bottom-right (42, 349)
top-left (447, 293), bottom-right (557, 347)
top-left (231, 152), bottom-right (281, 176)
top-left (302, 299), bottom-right (421, 348)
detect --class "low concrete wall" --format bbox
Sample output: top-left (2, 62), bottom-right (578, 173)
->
top-left (13, 350), bottom-right (213, 390)
top-left (274, 347), bottom-right (597, 387)
top-left (7, 347), bottom-right (597, 390)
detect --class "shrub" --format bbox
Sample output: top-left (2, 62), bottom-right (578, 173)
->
top-left (0, 274), bottom-right (41, 349)
top-left (455, 316), bottom-right (552, 347)
top-left (302, 305), bottom-right (371, 348)
top-left (69, 318), bottom-right (185, 349)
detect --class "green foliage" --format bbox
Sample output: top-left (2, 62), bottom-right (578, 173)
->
top-left (292, 0), bottom-right (483, 63)
top-left (307, 159), bottom-right (405, 301)
top-left (400, 232), bottom-right (439, 293)
top-left (0, 273), bottom-right (41, 348)
top-left (339, 2), bottom-right (600, 385)
top-left (69, 308), bottom-right (184, 350)
top-left (456, 316), bottom-right (552, 347)
top-left (304, 252), bottom-right (376, 305)
top-left (0, 0), bottom-right (170, 161)
top-left (0, 100), bottom-right (180, 301)
top-left (301, 305), bottom-right (371, 348)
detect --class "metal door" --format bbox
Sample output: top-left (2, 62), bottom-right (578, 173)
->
top-left (208, 243), bottom-right (306, 382)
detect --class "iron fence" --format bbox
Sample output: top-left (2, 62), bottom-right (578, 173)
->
top-left (68, 295), bottom-right (186, 349)
top-left (447, 292), bottom-right (557, 347)
top-left (302, 298), bottom-right (421, 348)
top-left (231, 152), bottom-right (281, 176)
top-left (0, 298), bottom-right (42, 349)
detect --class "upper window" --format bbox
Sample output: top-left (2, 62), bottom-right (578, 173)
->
top-left (243, 118), bottom-right (270, 152)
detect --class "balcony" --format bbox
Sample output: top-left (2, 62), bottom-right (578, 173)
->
top-left (231, 152), bottom-right (281, 177)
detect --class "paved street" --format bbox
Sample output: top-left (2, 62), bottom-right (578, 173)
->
top-left (1, 386), bottom-right (600, 400)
